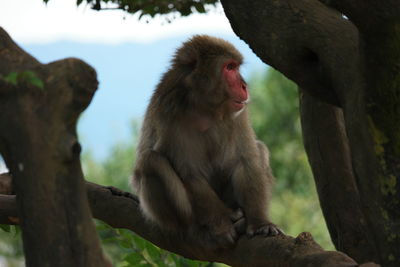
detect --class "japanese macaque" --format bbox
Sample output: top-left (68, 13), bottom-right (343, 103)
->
top-left (133, 35), bottom-right (280, 247)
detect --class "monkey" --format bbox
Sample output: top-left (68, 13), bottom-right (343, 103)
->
top-left (133, 35), bottom-right (280, 247)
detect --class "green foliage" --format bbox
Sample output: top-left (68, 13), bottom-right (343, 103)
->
top-left (2, 72), bottom-right (18, 85)
top-left (44, 0), bottom-right (218, 19)
top-left (249, 68), bottom-right (334, 249)
top-left (19, 71), bottom-right (45, 89)
top-left (249, 69), bottom-right (313, 194)
top-left (0, 71), bottom-right (44, 89)
top-left (271, 190), bottom-right (334, 249)
top-left (0, 224), bottom-right (11, 232)
top-left (96, 221), bottom-right (216, 267)
top-left (0, 225), bottom-right (24, 266)
top-left (83, 122), bottom-right (139, 190)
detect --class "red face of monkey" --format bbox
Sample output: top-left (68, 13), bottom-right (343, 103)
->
top-left (222, 60), bottom-right (248, 112)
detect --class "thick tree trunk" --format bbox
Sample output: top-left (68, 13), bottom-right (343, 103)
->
top-left (299, 92), bottom-right (376, 262)
top-left (0, 27), bottom-right (109, 266)
top-left (221, 0), bottom-right (400, 266)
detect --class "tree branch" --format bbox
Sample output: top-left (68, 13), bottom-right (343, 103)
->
top-left (299, 91), bottom-right (378, 263)
top-left (0, 174), bottom-right (377, 267)
top-left (0, 195), bottom-right (17, 225)
top-left (322, 0), bottom-right (400, 31)
top-left (221, 0), bottom-right (361, 107)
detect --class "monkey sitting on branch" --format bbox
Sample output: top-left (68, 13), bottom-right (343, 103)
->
top-left (133, 35), bottom-right (281, 248)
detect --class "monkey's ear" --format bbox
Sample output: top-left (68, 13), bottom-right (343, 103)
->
top-left (175, 48), bottom-right (198, 70)
top-left (174, 35), bottom-right (207, 71)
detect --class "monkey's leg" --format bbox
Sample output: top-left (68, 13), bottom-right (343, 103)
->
top-left (184, 178), bottom-right (238, 247)
top-left (232, 142), bottom-right (281, 236)
top-left (137, 151), bottom-right (237, 247)
top-left (135, 150), bottom-right (193, 230)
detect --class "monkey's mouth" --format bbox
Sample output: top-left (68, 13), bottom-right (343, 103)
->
top-left (232, 100), bottom-right (247, 110)
top-left (234, 99), bottom-right (249, 105)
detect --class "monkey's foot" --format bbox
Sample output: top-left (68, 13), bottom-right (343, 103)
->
top-left (230, 208), bottom-right (244, 222)
top-left (246, 222), bottom-right (283, 237)
top-left (230, 209), bottom-right (246, 235)
top-left (210, 221), bottom-right (239, 248)
top-left (199, 217), bottom-right (238, 249)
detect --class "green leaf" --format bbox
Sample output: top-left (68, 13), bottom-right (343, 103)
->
top-left (96, 220), bottom-right (113, 231)
top-left (141, 249), bottom-right (157, 266)
top-left (120, 239), bottom-right (133, 249)
top-left (12, 225), bottom-right (21, 236)
top-left (28, 76), bottom-right (44, 89)
top-left (123, 253), bottom-right (144, 265)
top-left (145, 242), bottom-right (160, 261)
top-left (19, 71), bottom-right (45, 89)
top-left (4, 72), bottom-right (18, 85)
top-left (194, 3), bottom-right (206, 13)
top-left (133, 236), bottom-right (147, 250)
top-left (180, 6), bottom-right (192, 16)
top-left (101, 237), bottom-right (118, 244)
top-left (0, 224), bottom-right (11, 232)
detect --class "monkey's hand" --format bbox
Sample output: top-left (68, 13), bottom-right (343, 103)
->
top-left (246, 221), bottom-right (283, 237)
top-left (231, 208), bottom-right (246, 235)
top-left (230, 208), bottom-right (244, 222)
top-left (199, 209), bottom-right (240, 249)
top-left (209, 217), bottom-right (238, 248)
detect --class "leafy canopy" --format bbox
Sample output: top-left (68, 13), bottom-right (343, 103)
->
top-left (44, 0), bottom-right (218, 18)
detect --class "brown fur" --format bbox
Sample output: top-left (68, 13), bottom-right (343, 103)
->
top-left (133, 35), bottom-right (280, 247)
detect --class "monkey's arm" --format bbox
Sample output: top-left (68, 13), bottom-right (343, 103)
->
top-left (232, 142), bottom-right (281, 236)
top-left (134, 150), bottom-right (193, 228)
top-left (135, 150), bottom-right (238, 247)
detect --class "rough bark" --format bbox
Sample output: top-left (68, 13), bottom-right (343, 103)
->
top-left (299, 92), bottom-right (375, 261)
top-left (0, 174), bottom-right (376, 267)
top-left (221, 0), bottom-right (400, 266)
top-left (0, 27), bottom-right (109, 267)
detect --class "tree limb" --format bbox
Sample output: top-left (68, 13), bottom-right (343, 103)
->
top-left (0, 174), bottom-right (377, 267)
top-left (221, 0), bottom-right (361, 107)
top-left (299, 91), bottom-right (378, 263)
top-left (322, 0), bottom-right (400, 31)
top-left (0, 195), bottom-right (17, 225)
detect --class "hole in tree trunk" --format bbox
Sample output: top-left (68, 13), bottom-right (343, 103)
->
top-left (0, 154), bottom-right (12, 194)
top-left (302, 48), bottom-right (319, 65)
top-left (0, 154), bottom-right (8, 174)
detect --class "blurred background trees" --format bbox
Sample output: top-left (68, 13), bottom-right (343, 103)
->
top-left (1, 68), bottom-right (333, 266)
top-left (249, 69), bottom-right (332, 250)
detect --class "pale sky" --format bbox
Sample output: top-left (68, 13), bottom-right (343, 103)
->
top-left (0, 0), bottom-right (234, 44)
top-left (0, 0), bottom-right (266, 160)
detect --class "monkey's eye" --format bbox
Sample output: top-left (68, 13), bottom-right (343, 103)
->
top-left (226, 62), bottom-right (237, 70)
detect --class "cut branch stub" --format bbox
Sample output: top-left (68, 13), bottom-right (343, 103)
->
top-left (0, 27), bottom-right (108, 267)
